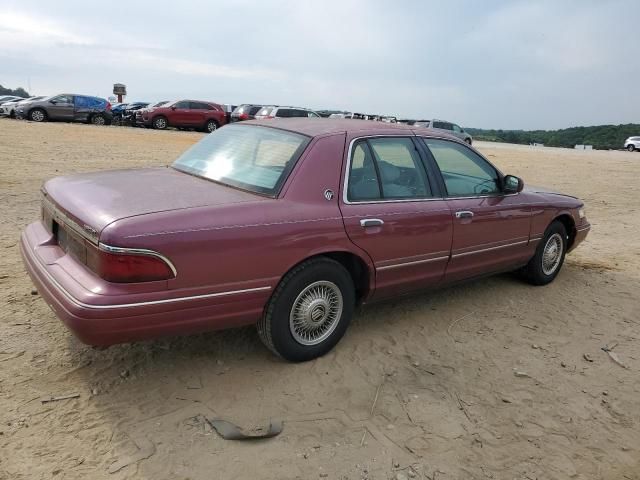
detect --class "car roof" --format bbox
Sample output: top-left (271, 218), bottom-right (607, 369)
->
top-left (241, 118), bottom-right (462, 140)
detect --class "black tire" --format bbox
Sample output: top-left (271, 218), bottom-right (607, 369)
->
top-left (111, 115), bottom-right (122, 126)
top-left (90, 113), bottom-right (106, 126)
top-left (29, 108), bottom-right (47, 122)
top-left (520, 221), bottom-right (568, 286)
top-left (627, 145), bottom-right (636, 152)
top-left (205, 119), bottom-right (219, 133)
top-left (258, 257), bottom-right (355, 362)
top-left (465, 138), bottom-right (472, 145)
top-left (153, 116), bottom-right (168, 130)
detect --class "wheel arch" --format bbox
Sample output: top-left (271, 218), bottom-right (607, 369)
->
top-left (552, 213), bottom-right (577, 249)
top-left (276, 250), bottom-right (373, 304)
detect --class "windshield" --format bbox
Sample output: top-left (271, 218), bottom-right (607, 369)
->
top-left (172, 124), bottom-right (310, 196)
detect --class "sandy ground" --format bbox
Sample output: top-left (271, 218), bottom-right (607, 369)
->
top-left (1, 119), bottom-right (639, 480)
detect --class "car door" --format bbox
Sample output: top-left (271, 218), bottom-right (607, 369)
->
top-left (47, 94), bottom-right (74, 120)
top-left (170, 101), bottom-right (191, 126)
top-left (451, 124), bottom-right (466, 141)
top-left (421, 138), bottom-right (532, 282)
top-left (188, 101), bottom-right (208, 126)
top-left (339, 135), bottom-right (453, 300)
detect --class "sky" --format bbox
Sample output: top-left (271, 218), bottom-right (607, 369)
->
top-left (0, 0), bottom-right (637, 130)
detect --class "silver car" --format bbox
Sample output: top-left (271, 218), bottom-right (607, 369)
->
top-left (412, 119), bottom-right (473, 144)
top-left (0, 96), bottom-right (44, 118)
top-left (624, 136), bottom-right (640, 152)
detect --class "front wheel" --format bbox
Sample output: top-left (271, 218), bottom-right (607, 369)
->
top-left (520, 221), bottom-right (567, 285)
top-left (29, 108), bottom-right (47, 122)
top-left (258, 258), bottom-right (355, 362)
top-left (627, 144), bottom-right (636, 152)
top-left (153, 116), bottom-right (168, 130)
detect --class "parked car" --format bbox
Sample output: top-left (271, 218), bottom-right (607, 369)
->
top-left (18, 94), bottom-right (112, 125)
top-left (0, 96), bottom-right (45, 118)
top-left (21, 119), bottom-right (590, 361)
top-left (134, 101), bottom-right (169, 127)
top-left (412, 119), bottom-right (473, 144)
top-left (254, 106), bottom-right (320, 119)
top-left (624, 136), bottom-right (640, 152)
top-left (0, 95), bottom-right (23, 105)
top-left (112, 102), bottom-right (149, 126)
top-left (137, 100), bottom-right (226, 132)
top-left (230, 104), bottom-right (264, 122)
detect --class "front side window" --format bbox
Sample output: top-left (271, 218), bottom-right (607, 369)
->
top-left (452, 124), bottom-right (463, 133)
top-left (173, 124), bottom-right (309, 196)
top-left (51, 95), bottom-right (73, 104)
top-left (347, 137), bottom-right (431, 202)
top-left (424, 139), bottom-right (500, 196)
top-left (174, 101), bottom-right (189, 109)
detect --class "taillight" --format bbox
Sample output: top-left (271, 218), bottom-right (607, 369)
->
top-left (86, 243), bottom-right (175, 283)
top-left (239, 113), bottom-right (248, 120)
top-left (106, 102), bottom-right (112, 111)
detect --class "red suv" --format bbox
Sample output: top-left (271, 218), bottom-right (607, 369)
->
top-left (140, 100), bottom-right (227, 132)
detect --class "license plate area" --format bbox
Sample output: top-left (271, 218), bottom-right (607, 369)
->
top-left (56, 221), bottom-right (87, 263)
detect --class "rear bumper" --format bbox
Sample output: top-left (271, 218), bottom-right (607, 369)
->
top-left (20, 222), bottom-right (270, 346)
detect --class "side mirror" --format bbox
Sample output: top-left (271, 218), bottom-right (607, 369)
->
top-left (50, 100), bottom-right (57, 104)
top-left (503, 174), bottom-right (524, 193)
top-left (171, 106), bottom-right (177, 110)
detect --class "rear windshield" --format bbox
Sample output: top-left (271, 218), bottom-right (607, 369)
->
top-left (172, 124), bottom-right (310, 196)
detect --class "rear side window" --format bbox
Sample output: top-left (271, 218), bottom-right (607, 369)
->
top-left (424, 138), bottom-right (500, 196)
top-left (276, 108), bottom-right (293, 118)
top-left (249, 106), bottom-right (262, 115)
top-left (348, 137), bottom-right (431, 202)
top-left (75, 96), bottom-right (105, 108)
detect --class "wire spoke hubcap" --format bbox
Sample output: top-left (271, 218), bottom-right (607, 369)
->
top-left (542, 233), bottom-right (563, 275)
top-left (289, 281), bottom-right (343, 346)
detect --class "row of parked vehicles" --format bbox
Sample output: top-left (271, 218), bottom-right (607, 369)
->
top-left (0, 93), bottom-right (474, 142)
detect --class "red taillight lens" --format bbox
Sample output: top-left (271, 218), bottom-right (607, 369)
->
top-left (86, 243), bottom-right (174, 283)
top-left (239, 113), bottom-right (248, 120)
top-left (106, 102), bottom-right (112, 111)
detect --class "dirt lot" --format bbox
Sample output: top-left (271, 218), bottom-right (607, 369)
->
top-left (1, 119), bottom-right (639, 480)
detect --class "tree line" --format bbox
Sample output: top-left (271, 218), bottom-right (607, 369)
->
top-left (0, 84), bottom-right (30, 98)
top-left (466, 124), bottom-right (640, 150)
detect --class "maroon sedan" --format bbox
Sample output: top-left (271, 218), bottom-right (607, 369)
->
top-left (139, 99), bottom-right (227, 132)
top-left (21, 119), bottom-right (590, 361)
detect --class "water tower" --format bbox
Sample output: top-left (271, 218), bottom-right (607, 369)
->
top-left (113, 83), bottom-right (127, 103)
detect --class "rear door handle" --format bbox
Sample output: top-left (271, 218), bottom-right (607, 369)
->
top-left (455, 210), bottom-right (474, 219)
top-left (360, 218), bottom-right (384, 227)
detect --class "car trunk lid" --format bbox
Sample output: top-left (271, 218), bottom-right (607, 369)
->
top-left (42, 167), bottom-right (262, 240)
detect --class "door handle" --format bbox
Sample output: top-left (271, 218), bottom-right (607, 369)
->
top-left (455, 210), bottom-right (474, 219)
top-left (360, 218), bottom-right (384, 227)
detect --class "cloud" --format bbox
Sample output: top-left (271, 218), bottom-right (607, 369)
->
top-left (1, 0), bottom-right (638, 129)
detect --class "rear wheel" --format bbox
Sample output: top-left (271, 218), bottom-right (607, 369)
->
top-left (153, 116), bottom-right (168, 130)
top-left (258, 258), bottom-right (355, 362)
top-left (90, 113), bottom-right (106, 126)
top-left (465, 138), bottom-right (472, 145)
top-left (29, 108), bottom-right (46, 122)
top-left (520, 221), bottom-right (567, 285)
top-left (205, 119), bottom-right (219, 133)
top-left (627, 144), bottom-right (636, 152)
